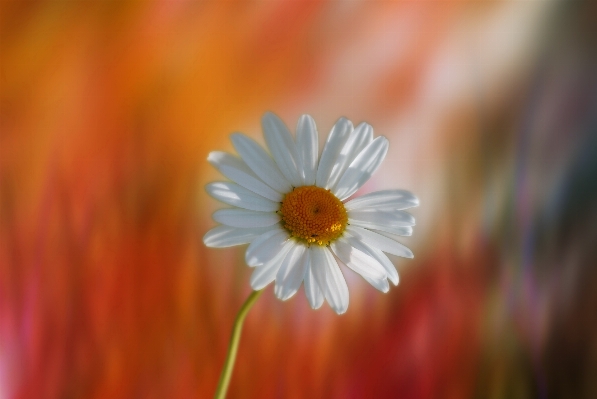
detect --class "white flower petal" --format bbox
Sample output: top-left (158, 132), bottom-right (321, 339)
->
top-left (231, 133), bottom-right (293, 193)
top-left (212, 209), bottom-right (280, 228)
top-left (353, 122), bottom-right (374, 150)
top-left (347, 225), bottom-right (414, 259)
top-left (206, 182), bottom-right (280, 212)
top-left (275, 244), bottom-right (307, 300)
top-left (344, 234), bottom-right (399, 285)
top-left (348, 219), bottom-right (414, 236)
top-left (310, 246), bottom-right (349, 314)
top-left (348, 209), bottom-right (415, 230)
top-left (202, 225), bottom-right (274, 248)
top-left (207, 151), bottom-right (283, 202)
top-left (334, 136), bottom-right (389, 200)
top-left (262, 112), bottom-right (303, 187)
top-left (329, 237), bottom-right (387, 280)
top-left (249, 240), bottom-right (295, 290)
top-left (361, 275), bottom-right (390, 293)
top-left (371, 227), bottom-right (413, 238)
top-left (245, 226), bottom-right (289, 266)
top-left (345, 189), bottom-right (420, 211)
top-left (303, 253), bottom-right (324, 309)
top-left (327, 122), bottom-right (373, 190)
top-left (296, 115), bottom-right (318, 185)
top-left (315, 117), bottom-right (353, 188)
top-left (334, 255), bottom-right (389, 293)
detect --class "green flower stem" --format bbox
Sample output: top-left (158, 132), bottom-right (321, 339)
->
top-left (214, 289), bottom-right (264, 399)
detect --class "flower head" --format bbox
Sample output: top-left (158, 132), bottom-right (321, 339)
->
top-left (204, 112), bottom-right (418, 314)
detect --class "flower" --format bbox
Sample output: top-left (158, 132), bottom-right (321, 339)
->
top-left (203, 112), bottom-right (418, 314)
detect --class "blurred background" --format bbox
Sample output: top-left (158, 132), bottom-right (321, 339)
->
top-left (1, 1), bottom-right (597, 398)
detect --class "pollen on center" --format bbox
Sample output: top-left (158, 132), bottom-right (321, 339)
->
top-left (279, 185), bottom-right (348, 246)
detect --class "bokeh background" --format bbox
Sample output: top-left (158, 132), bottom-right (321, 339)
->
top-left (2, 1), bottom-right (597, 398)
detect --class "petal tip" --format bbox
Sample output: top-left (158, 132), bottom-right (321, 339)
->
top-left (389, 274), bottom-right (399, 286)
top-left (202, 231), bottom-right (215, 247)
top-left (262, 111), bottom-right (279, 124)
top-left (206, 151), bottom-right (217, 162)
top-left (229, 132), bottom-right (247, 144)
top-left (298, 114), bottom-right (314, 122)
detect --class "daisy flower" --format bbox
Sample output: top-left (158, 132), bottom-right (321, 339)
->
top-left (203, 112), bottom-right (418, 314)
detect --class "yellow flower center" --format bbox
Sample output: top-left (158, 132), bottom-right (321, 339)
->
top-left (279, 185), bottom-right (348, 246)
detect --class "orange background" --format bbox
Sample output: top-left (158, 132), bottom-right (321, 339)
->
top-left (2, 1), bottom-right (596, 398)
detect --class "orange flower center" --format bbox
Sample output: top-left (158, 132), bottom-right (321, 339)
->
top-left (280, 186), bottom-right (348, 246)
